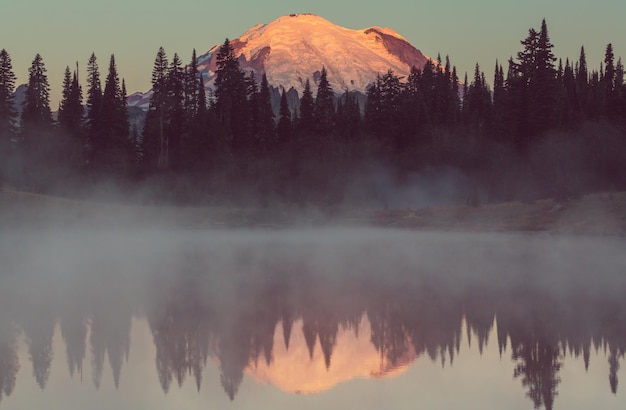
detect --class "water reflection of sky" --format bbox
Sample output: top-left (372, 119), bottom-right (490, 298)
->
top-left (1, 229), bottom-right (625, 409)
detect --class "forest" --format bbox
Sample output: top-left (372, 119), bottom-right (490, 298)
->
top-left (1, 19), bottom-right (626, 206)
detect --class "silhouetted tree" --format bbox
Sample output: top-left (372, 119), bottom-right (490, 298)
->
top-left (142, 47), bottom-right (168, 172)
top-left (58, 66), bottom-right (84, 169)
top-left (21, 54), bottom-right (53, 136)
top-left (297, 78), bottom-right (315, 133)
top-left (85, 53), bottom-right (102, 162)
top-left (0, 49), bottom-right (17, 143)
top-left (276, 89), bottom-right (292, 146)
top-left (90, 54), bottom-right (131, 177)
top-left (313, 66), bottom-right (335, 135)
top-left (214, 39), bottom-right (249, 160)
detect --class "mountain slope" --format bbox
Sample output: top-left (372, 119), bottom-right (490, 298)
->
top-left (129, 14), bottom-right (431, 109)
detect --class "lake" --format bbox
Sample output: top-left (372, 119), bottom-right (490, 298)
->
top-left (1, 228), bottom-right (625, 409)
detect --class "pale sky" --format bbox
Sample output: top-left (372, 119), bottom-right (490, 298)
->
top-left (1, 0), bottom-right (625, 107)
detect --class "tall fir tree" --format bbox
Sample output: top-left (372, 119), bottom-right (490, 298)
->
top-left (142, 47), bottom-right (168, 172)
top-left (0, 49), bottom-right (17, 142)
top-left (313, 66), bottom-right (335, 135)
top-left (58, 66), bottom-right (84, 137)
top-left (184, 49), bottom-right (201, 120)
top-left (20, 54), bottom-right (55, 188)
top-left (165, 53), bottom-right (185, 170)
top-left (257, 73), bottom-right (275, 146)
top-left (276, 89), bottom-right (292, 146)
top-left (21, 53), bottom-right (53, 136)
top-left (214, 39), bottom-right (250, 158)
top-left (530, 19), bottom-right (557, 134)
top-left (298, 78), bottom-right (315, 133)
top-left (246, 71), bottom-right (259, 145)
top-left (91, 54), bottom-right (131, 176)
top-left (576, 46), bottom-right (590, 117)
top-left (492, 60), bottom-right (506, 138)
top-left (58, 66), bottom-right (84, 169)
top-left (87, 53), bottom-right (102, 136)
top-left (603, 43), bottom-right (618, 116)
top-left (465, 63), bottom-right (492, 133)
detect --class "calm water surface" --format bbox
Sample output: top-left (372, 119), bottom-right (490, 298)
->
top-left (0, 229), bottom-right (625, 409)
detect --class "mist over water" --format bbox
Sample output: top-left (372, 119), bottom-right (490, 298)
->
top-left (1, 228), bottom-right (626, 409)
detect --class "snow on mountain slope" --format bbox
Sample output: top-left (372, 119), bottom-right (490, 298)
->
top-left (129, 14), bottom-right (431, 109)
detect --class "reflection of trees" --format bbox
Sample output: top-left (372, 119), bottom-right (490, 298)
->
top-left (148, 281), bottom-right (213, 394)
top-left (21, 310), bottom-right (55, 389)
top-left (0, 319), bottom-right (19, 404)
top-left (464, 288), bottom-right (496, 356)
top-left (499, 288), bottom-right (565, 410)
top-left (608, 346), bottom-right (621, 394)
top-left (368, 300), bottom-right (410, 367)
top-left (139, 262), bottom-right (626, 405)
top-left (399, 285), bottom-right (463, 367)
top-left (512, 340), bottom-right (562, 410)
top-left (60, 308), bottom-right (87, 379)
top-left (3, 248), bottom-right (626, 408)
top-left (89, 290), bottom-right (132, 389)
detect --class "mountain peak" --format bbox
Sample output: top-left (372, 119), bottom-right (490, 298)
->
top-left (206, 15), bottom-right (429, 93)
top-left (129, 15), bottom-right (430, 109)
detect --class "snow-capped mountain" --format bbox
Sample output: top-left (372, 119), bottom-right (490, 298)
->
top-left (129, 13), bottom-right (431, 109)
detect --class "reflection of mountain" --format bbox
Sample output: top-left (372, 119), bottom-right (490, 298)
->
top-left (248, 316), bottom-right (415, 394)
top-left (1, 232), bottom-right (626, 409)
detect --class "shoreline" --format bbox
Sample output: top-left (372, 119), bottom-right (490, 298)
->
top-left (1, 189), bottom-right (625, 236)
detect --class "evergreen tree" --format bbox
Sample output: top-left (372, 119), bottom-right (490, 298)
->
top-left (276, 89), bottom-right (292, 145)
top-left (492, 60), bottom-right (506, 138)
top-left (165, 53), bottom-right (184, 170)
top-left (561, 58), bottom-right (578, 125)
top-left (184, 49), bottom-right (201, 120)
top-left (86, 53), bottom-right (102, 139)
top-left (364, 77), bottom-right (383, 135)
top-left (603, 43), bottom-right (618, 116)
top-left (313, 67), bottom-right (335, 135)
top-left (0, 49), bottom-right (17, 142)
top-left (58, 66), bottom-right (83, 137)
top-left (402, 65), bottom-right (429, 160)
top-left (448, 64), bottom-right (461, 124)
top-left (465, 63), bottom-right (492, 132)
top-left (335, 90), bottom-right (361, 162)
top-left (91, 54), bottom-right (131, 176)
top-left (530, 19), bottom-right (558, 134)
top-left (20, 54), bottom-right (56, 188)
top-left (245, 71), bottom-right (259, 146)
top-left (257, 73), bottom-right (275, 145)
top-left (364, 70), bottom-right (404, 160)
top-left (616, 58), bottom-right (626, 120)
top-left (508, 20), bottom-right (557, 139)
top-left (298, 78), bottom-right (315, 133)
top-left (576, 46), bottom-right (590, 117)
top-left (214, 39), bottom-right (250, 157)
top-left (142, 47), bottom-right (168, 171)
top-left (180, 50), bottom-right (210, 175)
top-left (461, 71), bottom-right (469, 122)
top-left (504, 57), bottom-right (527, 149)
top-left (21, 53), bottom-right (53, 135)
top-left (57, 66), bottom-right (84, 170)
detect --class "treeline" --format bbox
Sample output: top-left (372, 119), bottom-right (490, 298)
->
top-left (1, 19), bottom-right (626, 205)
